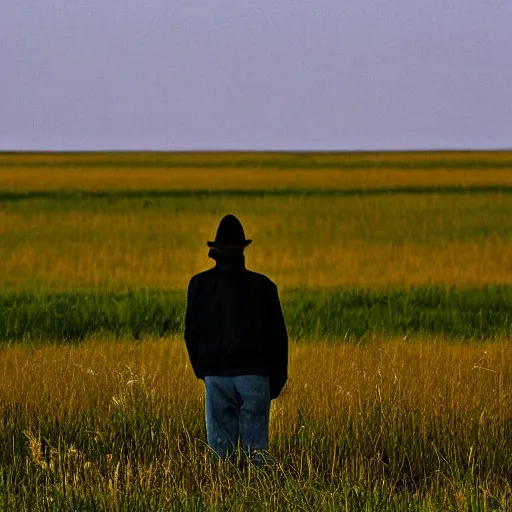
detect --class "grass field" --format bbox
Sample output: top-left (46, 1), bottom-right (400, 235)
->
top-left (1, 287), bottom-right (512, 343)
top-left (1, 338), bottom-right (511, 511)
top-left (1, 151), bottom-right (512, 194)
top-left (1, 151), bottom-right (512, 510)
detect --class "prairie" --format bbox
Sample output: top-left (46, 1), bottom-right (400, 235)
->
top-left (2, 193), bottom-right (512, 291)
top-left (0, 338), bottom-right (511, 511)
top-left (2, 151), bottom-right (512, 292)
top-left (1, 151), bottom-right (512, 192)
top-left (2, 287), bottom-right (512, 343)
top-left (1, 151), bottom-right (512, 510)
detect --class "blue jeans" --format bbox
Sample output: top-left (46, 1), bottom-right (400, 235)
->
top-left (204, 375), bottom-right (271, 460)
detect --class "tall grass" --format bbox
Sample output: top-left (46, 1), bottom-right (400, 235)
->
top-left (0, 338), bottom-right (510, 511)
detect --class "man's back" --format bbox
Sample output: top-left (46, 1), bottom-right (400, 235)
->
top-left (185, 257), bottom-right (288, 400)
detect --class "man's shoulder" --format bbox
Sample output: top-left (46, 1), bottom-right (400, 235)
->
top-left (245, 269), bottom-right (277, 290)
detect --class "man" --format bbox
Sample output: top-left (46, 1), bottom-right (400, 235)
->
top-left (184, 214), bottom-right (288, 465)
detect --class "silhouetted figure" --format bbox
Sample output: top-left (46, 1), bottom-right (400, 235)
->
top-left (184, 214), bottom-right (288, 465)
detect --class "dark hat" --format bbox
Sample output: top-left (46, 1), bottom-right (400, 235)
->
top-left (207, 214), bottom-right (252, 248)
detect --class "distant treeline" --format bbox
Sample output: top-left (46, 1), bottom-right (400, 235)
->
top-left (1, 287), bottom-right (511, 343)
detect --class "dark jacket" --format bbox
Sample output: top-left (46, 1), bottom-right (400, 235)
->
top-left (184, 256), bottom-right (288, 399)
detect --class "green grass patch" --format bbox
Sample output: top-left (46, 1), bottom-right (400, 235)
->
top-left (1, 286), bottom-right (511, 343)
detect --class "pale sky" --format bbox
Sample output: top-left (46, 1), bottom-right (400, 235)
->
top-left (1, 1), bottom-right (511, 151)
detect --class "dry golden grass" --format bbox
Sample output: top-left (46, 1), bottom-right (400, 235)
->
top-left (2, 193), bottom-right (512, 290)
top-left (0, 151), bottom-right (511, 191)
top-left (2, 337), bottom-right (511, 509)
top-left (2, 167), bottom-right (512, 191)
top-left (1, 336), bottom-right (510, 442)
top-left (1, 151), bottom-right (511, 291)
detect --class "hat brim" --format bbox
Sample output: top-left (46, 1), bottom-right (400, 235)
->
top-left (207, 240), bottom-right (252, 248)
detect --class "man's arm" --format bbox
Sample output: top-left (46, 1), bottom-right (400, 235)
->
top-left (268, 283), bottom-right (288, 400)
top-left (184, 276), bottom-right (202, 379)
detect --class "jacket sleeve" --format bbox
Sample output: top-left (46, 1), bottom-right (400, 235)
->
top-left (184, 276), bottom-right (203, 379)
top-left (267, 284), bottom-right (288, 400)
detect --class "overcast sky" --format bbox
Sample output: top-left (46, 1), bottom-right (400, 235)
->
top-left (1, 1), bottom-right (511, 151)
